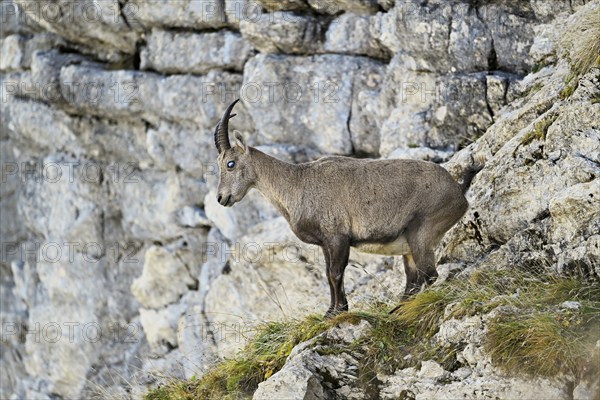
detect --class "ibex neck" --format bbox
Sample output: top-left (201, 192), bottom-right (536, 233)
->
top-left (250, 147), bottom-right (300, 220)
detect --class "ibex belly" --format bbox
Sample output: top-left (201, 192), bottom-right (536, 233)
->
top-left (353, 235), bottom-right (410, 256)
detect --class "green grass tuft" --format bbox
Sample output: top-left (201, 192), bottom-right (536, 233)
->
top-left (394, 290), bottom-right (449, 336)
top-left (560, 82), bottom-right (578, 99)
top-left (557, 4), bottom-right (600, 100)
top-left (487, 310), bottom-right (597, 378)
top-left (560, 5), bottom-right (600, 80)
top-left (146, 316), bottom-right (331, 399)
top-left (521, 114), bottom-right (558, 146)
top-left (146, 269), bottom-right (600, 399)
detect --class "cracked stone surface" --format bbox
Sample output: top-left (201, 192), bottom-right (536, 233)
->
top-left (1, 0), bottom-right (597, 398)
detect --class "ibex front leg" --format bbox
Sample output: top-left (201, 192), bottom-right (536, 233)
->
top-left (323, 236), bottom-right (350, 318)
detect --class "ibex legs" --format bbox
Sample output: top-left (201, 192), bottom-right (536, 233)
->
top-left (323, 236), bottom-right (350, 318)
top-left (404, 226), bottom-right (438, 296)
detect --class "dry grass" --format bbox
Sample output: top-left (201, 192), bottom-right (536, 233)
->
top-left (558, 4), bottom-right (600, 98)
top-left (146, 269), bottom-right (600, 399)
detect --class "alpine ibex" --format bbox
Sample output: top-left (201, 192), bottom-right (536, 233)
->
top-left (214, 99), bottom-right (480, 317)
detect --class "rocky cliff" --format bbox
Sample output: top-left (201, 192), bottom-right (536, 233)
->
top-left (0, 0), bottom-right (598, 399)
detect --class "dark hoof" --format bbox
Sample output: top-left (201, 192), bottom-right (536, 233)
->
top-left (324, 307), bottom-right (347, 319)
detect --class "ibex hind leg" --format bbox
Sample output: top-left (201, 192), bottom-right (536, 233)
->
top-left (402, 254), bottom-right (420, 297)
top-left (389, 250), bottom-right (435, 315)
top-left (405, 228), bottom-right (438, 294)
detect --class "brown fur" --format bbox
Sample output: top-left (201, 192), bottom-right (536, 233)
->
top-left (215, 101), bottom-right (474, 317)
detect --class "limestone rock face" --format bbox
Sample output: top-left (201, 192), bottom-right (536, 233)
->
top-left (141, 30), bottom-right (254, 74)
top-left (253, 321), bottom-right (373, 400)
top-left (240, 12), bottom-right (326, 55)
top-left (441, 65), bottom-right (600, 279)
top-left (243, 53), bottom-right (385, 155)
top-left (1, 0), bottom-right (597, 398)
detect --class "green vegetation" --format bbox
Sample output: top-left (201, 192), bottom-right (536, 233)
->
top-left (146, 269), bottom-right (600, 399)
top-left (146, 316), bottom-right (330, 400)
top-left (560, 5), bottom-right (600, 79)
top-left (560, 80), bottom-right (578, 100)
top-left (520, 114), bottom-right (558, 146)
top-left (531, 59), bottom-right (555, 74)
top-left (558, 5), bottom-right (600, 99)
top-left (525, 82), bottom-right (544, 97)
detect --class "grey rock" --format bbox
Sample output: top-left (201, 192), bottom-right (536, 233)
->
top-left (141, 30), bottom-right (254, 74)
top-left (15, 0), bottom-right (140, 61)
top-left (58, 65), bottom-right (152, 120)
top-left (224, 0), bottom-right (248, 28)
top-left (59, 64), bottom-right (250, 129)
top-left (0, 33), bottom-right (64, 70)
top-left (254, 364), bottom-right (326, 400)
top-left (435, 315), bottom-right (485, 348)
top-left (0, 0), bottom-right (40, 37)
top-left (254, 0), bottom-right (310, 12)
top-left (146, 120), bottom-right (218, 175)
top-left (116, 170), bottom-right (209, 240)
top-left (380, 367), bottom-right (570, 400)
top-left (2, 97), bottom-right (80, 153)
top-left (560, 301), bottom-right (582, 311)
top-left (243, 54), bottom-right (385, 154)
top-left (9, 379), bottom-right (53, 400)
top-left (140, 303), bottom-right (184, 352)
top-left (4, 95), bottom-right (150, 163)
top-left (26, 50), bottom-right (102, 106)
top-left (308, 0), bottom-right (380, 15)
top-left (139, 291), bottom-right (202, 355)
top-left (254, 321), bottom-right (372, 400)
top-left (129, 0), bottom-right (228, 30)
top-left (379, 59), bottom-right (493, 155)
top-left (486, 73), bottom-right (511, 117)
top-left (131, 245), bottom-right (196, 309)
top-left (481, 3), bottom-right (535, 74)
top-left (10, 260), bottom-right (38, 311)
top-left (442, 66), bottom-right (600, 273)
top-left (324, 13), bottom-right (389, 60)
top-left (0, 34), bottom-right (24, 70)
top-left (17, 156), bottom-right (103, 245)
top-left (373, 2), bottom-right (487, 73)
top-left (451, 366), bottom-right (472, 380)
top-left (175, 206), bottom-right (212, 228)
top-left (418, 360), bottom-right (447, 380)
top-left (387, 146), bottom-right (454, 163)
top-left (0, 141), bottom-right (27, 245)
top-left (373, 0), bottom-right (541, 75)
top-left (240, 11), bottom-right (326, 55)
top-left (531, 0), bottom-right (574, 21)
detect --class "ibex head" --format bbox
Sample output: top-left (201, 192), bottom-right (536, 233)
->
top-left (214, 99), bottom-right (256, 207)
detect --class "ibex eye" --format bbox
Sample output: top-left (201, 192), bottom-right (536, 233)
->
top-left (227, 161), bottom-right (235, 169)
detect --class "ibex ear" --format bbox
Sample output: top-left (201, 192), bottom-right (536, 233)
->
top-left (233, 131), bottom-right (248, 153)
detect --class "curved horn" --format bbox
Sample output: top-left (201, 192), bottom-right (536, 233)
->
top-left (214, 99), bottom-right (240, 153)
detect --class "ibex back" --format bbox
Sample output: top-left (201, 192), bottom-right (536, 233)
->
top-left (213, 99), bottom-right (479, 317)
